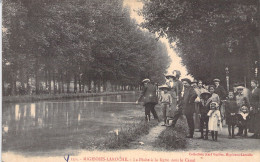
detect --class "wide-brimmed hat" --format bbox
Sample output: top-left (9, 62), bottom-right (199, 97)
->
top-left (158, 84), bottom-right (170, 90)
top-left (181, 78), bottom-right (192, 85)
top-left (210, 102), bottom-right (219, 108)
top-left (200, 92), bottom-right (211, 99)
top-left (142, 78), bottom-right (150, 83)
top-left (236, 86), bottom-right (244, 90)
top-left (213, 78), bottom-right (220, 82)
top-left (164, 72), bottom-right (176, 78)
top-left (191, 79), bottom-right (198, 84)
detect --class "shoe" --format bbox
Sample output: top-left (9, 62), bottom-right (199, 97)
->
top-left (197, 136), bottom-right (204, 139)
top-left (249, 134), bottom-right (256, 138)
top-left (235, 133), bottom-right (242, 136)
top-left (186, 135), bottom-right (193, 138)
top-left (161, 124), bottom-right (166, 126)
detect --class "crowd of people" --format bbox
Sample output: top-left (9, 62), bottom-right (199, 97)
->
top-left (136, 70), bottom-right (260, 141)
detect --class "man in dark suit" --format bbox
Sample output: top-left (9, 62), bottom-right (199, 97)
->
top-left (136, 79), bottom-right (159, 121)
top-left (168, 78), bottom-right (197, 138)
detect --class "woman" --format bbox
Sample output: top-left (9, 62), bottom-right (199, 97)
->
top-left (165, 72), bottom-right (183, 119)
top-left (206, 85), bottom-right (220, 105)
top-left (249, 80), bottom-right (260, 138)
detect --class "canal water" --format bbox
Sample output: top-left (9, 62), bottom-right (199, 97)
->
top-left (2, 92), bottom-right (147, 152)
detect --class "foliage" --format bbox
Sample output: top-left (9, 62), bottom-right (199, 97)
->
top-left (140, 0), bottom-right (259, 85)
top-left (2, 0), bottom-right (170, 95)
top-left (155, 117), bottom-right (188, 149)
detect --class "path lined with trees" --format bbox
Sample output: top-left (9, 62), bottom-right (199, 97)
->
top-left (3, 0), bottom-right (170, 96)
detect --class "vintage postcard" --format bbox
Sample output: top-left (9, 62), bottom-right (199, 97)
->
top-left (1, 0), bottom-right (260, 162)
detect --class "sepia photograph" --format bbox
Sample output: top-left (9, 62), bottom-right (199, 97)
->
top-left (1, 0), bottom-right (260, 162)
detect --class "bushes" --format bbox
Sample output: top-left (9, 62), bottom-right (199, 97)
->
top-left (155, 117), bottom-right (188, 149)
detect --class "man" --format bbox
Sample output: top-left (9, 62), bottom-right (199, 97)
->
top-left (213, 78), bottom-right (227, 101)
top-left (168, 78), bottom-right (197, 138)
top-left (136, 79), bottom-right (159, 121)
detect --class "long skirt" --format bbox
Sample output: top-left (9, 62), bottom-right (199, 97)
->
top-left (167, 98), bottom-right (177, 118)
top-left (249, 110), bottom-right (260, 134)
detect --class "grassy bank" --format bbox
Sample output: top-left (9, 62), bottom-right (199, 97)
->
top-left (154, 117), bottom-right (188, 150)
top-left (81, 118), bottom-right (159, 150)
top-left (2, 91), bottom-right (134, 103)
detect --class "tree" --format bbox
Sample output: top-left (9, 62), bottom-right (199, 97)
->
top-left (140, 0), bottom-right (258, 86)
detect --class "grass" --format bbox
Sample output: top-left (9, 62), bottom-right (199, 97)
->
top-left (154, 116), bottom-right (188, 150)
top-left (81, 118), bottom-right (159, 150)
top-left (2, 91), bottom-right (134, 103)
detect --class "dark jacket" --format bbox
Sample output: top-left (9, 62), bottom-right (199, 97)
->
top-left (250, 87), bottom-right (260, 109)
top-left (215, 85), bottom-right (227, 100)
top-left (199, 101), bottom-right (210, 115)
top-left (137, 83), bottom-right (158, 105)
top-left (225, 99), bottom-right (239, 117)
top-left (181, 86), bottom-right (197, 115)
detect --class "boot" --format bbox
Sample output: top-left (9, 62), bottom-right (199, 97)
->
top-left (198, 131), bottom-right (204, 139)
top-left (228, 125), bottom-right (232, 137)
top-left (204, 130), bottom-right (208, 140)
top-left (244, 129), bottom-right (247, 137)
top-left (215, 131), bottom-right (218, 141)
top-left (211, 131), bottom-right (215, 141)
top-left (231, 126), bottom-right (235, 138)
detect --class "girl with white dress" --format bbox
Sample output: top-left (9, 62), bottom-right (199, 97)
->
top-left (207, 102), bottom-right (222, 141)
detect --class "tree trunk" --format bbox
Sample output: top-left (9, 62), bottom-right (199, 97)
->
top-left (61, 72), bottom-right (64, 93)
top-left (48, 69), bottom-right (52, 94)
top-left (67, 81), bottom-right (70, 93)
top-left (74, 74), bottom-right (77, 93)
top-left (53, 71), bottom-right (57, 94)
top-left (79, 75), bottom-right (82, 93)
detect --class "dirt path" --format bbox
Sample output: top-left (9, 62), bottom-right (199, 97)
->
top-left (129, 121), bottom-right (260, 151)
top-left (185, 126), bottom-right (260, 151)
top-left (129, 121), bottom-right (166, 150)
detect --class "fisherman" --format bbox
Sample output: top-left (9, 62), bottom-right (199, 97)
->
top-left (136, 79), bottom-right (159, 122)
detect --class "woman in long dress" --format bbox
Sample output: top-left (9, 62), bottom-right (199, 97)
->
top-left (249, 80), bottom-right (260, 138)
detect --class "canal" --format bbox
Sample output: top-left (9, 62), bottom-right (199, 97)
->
top-left (2, 92), bottom-right (147, 153)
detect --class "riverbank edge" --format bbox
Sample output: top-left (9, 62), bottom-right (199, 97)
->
top-left (2, 91), bottom-right (136, 103)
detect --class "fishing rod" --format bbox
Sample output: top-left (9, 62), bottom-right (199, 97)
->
top-left (44, 101), bottom-right (138, 104)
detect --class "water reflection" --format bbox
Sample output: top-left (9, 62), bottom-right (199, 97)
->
top-left (2, 93), bottom-right (141, 151)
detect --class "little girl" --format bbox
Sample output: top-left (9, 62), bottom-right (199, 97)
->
top-left (207, 102), bottom-right (222, 141)
top-left (237, 105), bottom-right (250, 137)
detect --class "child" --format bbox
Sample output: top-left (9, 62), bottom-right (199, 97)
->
top-left (207, 102), bottom-right (222, 141)
top-left (237, 105), bottom-right (249, 137)
top-left (159, 85), bottom-right (172, 126)
top-left (198, 92), bottom-right (211, 140)
top-left (225, 91), bottom-right (239, 138)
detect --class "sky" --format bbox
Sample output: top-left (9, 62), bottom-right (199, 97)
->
top-left (123, 0), bottom-right (192, 80)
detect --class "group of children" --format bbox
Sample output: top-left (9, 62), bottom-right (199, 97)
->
top-left (158, 85), bottom-right (250, 142)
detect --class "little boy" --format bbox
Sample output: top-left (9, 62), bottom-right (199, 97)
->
top-left (225, 91), bottom-right (239, 138)
top-left (159, 85), bottom-right (172, 126)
